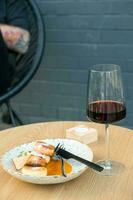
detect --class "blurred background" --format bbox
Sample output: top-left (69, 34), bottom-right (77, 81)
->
top-left (1, 0), bottom-right (132, 129)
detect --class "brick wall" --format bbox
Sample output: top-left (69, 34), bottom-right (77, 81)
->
top-left (12, 0), bottom-right (133, 129)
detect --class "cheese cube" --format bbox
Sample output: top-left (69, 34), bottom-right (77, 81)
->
top-left (66, 125), bottom-right (98, 144)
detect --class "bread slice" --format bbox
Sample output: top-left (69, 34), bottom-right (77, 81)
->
top-left (13, 152), bottom-right (31, 170)
top-left (34, 141), bottom-right (55, 156)
top-left (21, 166), bottom-right (47, 176)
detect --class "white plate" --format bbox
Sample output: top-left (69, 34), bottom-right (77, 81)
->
top-left (1, 138), bottom-right (93, 184)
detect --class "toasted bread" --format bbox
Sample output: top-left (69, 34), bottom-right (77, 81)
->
top-left (21, 166), bottom-right (47, 176)
top-left (13, 152), bottom-right (31, 170)
top-left (34, 141), bottom-right (54, 156)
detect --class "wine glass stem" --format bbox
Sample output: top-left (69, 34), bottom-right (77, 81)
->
top-left (105, 123), bottom-right (111, 168)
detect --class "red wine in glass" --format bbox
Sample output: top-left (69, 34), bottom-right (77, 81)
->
top-left (87, 64), bottom-right (126, 176)
top-left (87, 100), bottom-right (126, 124)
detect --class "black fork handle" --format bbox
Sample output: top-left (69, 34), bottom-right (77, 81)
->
top-left (55, 146), bottom-right (103, 172)
top-left (69, 153), bottom-right (103, 172)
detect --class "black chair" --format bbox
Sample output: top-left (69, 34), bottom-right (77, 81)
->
top-left (0, 0), bottom-right (45, 126)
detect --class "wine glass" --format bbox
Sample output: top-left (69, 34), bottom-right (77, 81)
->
top-left (87, 64), bottom-right (126, 176)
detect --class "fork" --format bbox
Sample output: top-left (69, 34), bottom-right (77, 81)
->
top-left (54, 144), bottom-right (103, 172)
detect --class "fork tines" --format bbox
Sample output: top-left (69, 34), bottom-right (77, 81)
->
top-left (54, 143), bottom-right (60, 153)
top-left (54, 143), bottom-right (67, 177)
top-left (54, 143), bottom-right (64, 153)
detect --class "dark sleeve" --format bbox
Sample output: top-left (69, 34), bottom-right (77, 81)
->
top-left (6, 0), bottom-right (29, 30)
top-left (0, 0), bottom-right (6, 23)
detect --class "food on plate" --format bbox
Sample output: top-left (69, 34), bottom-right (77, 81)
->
top-left (34, 141), bottom-right (55, 156)
top-left (13, 152), bottom-right (31, 170)
top-left (21, 166), bottom-right (47, 176)
top-left (12, 140), bottom-right (72, 177)
top-left (26, 155), bottom-right (49, 167)
top-left (47, 159), bottom-right (72, 176)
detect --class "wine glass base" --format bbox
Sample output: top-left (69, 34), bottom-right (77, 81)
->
top-left (95, 160), bottom-right (125, 176)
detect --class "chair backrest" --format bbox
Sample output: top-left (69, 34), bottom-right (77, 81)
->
top-left (0, 0), bottom-right (45, 103)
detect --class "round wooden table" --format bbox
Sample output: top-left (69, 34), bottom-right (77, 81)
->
top-left (0, 121), bottom-right (133, 200)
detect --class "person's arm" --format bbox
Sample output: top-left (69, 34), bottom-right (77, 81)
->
top-left (0, 24), bottom-right (30, 54)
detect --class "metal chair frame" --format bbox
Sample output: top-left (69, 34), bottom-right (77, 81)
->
top-left (0, 0), bottom-right (45, 126)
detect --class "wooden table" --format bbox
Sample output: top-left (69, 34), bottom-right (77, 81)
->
top-left (0, 121), bottom-right (133, 200)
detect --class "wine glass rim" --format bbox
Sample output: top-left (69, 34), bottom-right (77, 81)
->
top-left (90, 64), bottom-right (121, 72)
